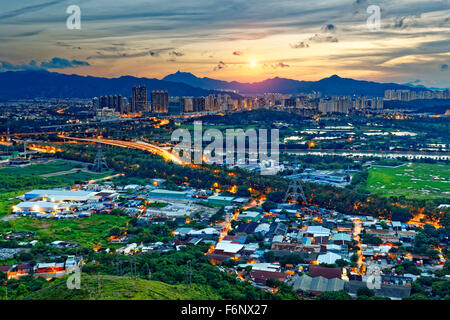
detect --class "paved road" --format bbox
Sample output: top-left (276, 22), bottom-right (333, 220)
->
top-left (59, 135), bottom-right (185, 165)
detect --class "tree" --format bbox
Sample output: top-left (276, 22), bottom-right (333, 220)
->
top-left (264, 251), bottom-right (276, 263)
top-left (357, 286), bottom-right (375, 297)
top-left (262, 201), bottom-right (277, 212)
top-left (318, 291), bottom-right (352, 300)
top-left (210, 207), bottom-right (226, 224)
top-left (335, 259), bottom-right (349, 268)
top-left (390, 207), bottom-right (412, 222)
top-left (110, 208), bottom-right (126, 216)
top-left (18, 252), bottom-right (33, 262)
top-left (279, 254), bottom-right (304, 266)
top-left (431, 281), bottom-right (450, 298)
top-left (109, 227), bottom-right (121, 237)
top-left (411, 282), bottom-right (426, 295)
top-left (403, 293), bottom-right (431, 300)
top-left (267, 191), bottom-right (285, 203)
top-left (361, 233), bottom-right (382, 246)
top-left (236, 186), bottom-right (251, 197)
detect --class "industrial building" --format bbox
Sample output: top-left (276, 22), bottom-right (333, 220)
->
top-left (24, 190), bottom-right (100, 202)
top-left (147, 189), bottom-right (188, 199)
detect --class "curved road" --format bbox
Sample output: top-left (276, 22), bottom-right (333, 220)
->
top-left (58, 135), bottom-right (185, 165)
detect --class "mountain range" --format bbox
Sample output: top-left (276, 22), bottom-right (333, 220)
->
top-left (0, 70), bottom-right (427, 100)
top-left (163, 71), bottom-right (427, 96)
top-left (0, 70), bottom-right (218, 100)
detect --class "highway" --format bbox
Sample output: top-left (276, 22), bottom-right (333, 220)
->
top-left (58, 135), bottom-right (186, 165)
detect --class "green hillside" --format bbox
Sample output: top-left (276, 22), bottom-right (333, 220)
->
top-left (23, 275), bottom-right (221, 300)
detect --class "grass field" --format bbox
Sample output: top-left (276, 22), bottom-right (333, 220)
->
top-left (0, 214), bottom-right (129, 248)
top-left (366, 162), bottom-right (450, 200)
top-left (24, 275), bottom-right (221, 300)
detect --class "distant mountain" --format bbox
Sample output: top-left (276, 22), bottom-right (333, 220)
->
top-left (0, 70), bottom-right (223, 100)
top-left (0, 70), bottom-right (429, 100)
top-left (163, 71), bottom-right (428, 96)
top-left (402, 82), bottom-right (447, 91)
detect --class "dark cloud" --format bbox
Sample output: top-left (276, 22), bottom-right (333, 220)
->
top-left (322, 24), bottom-right (336, 32)
top-left (291, 23), bottom-right (338, 50)
top-left (391, 15), bottom-right (422, 29)
top-left (272, 62), bottom-right (290, 68)
top-left (149, 48), bottom-right (175, 57)
top-left (214, 61), bottom-right (226, 71)
top-left (170, 51), bottom-right (185, 57)
top-left (233, 51), bottom-right (244, 56)
top-left (309, 34), bottom-right (339, 43)
top-left (352, 0), bottom-right (369, 13)
top-left (15, 29), bottom-right (44, 37)
top-left (0, 0), bottom-right (63, 20)
top-left (55, 41), bottom-right (72, 48)
top-left (0, 57), bottom-right (89, 72)
top-left (0, 60), bottom-right (41, 72)
top-left (87, 51), bottom-right (150, 60)
top-left (40, 57), bottom-right (89, 69)
top-left (290, 41), bottom-right (309, 49)
top-left (441, 64), bottom-right (449, 71)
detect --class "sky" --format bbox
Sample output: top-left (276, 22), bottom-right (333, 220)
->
top-left (0, 0), bottom-right (449, 87)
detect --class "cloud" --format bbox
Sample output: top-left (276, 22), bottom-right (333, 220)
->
top-left (352, 0), bottom-right (369, 14)
top-left (290, 41), bottom-right (309, 49)
top-left (291, 23), bottom-right (338, 50)
top-left (14, 29), bottom-right (45, 37)
top-left (271, 62), bottom-right (290, 68)
top-left (0, 57), bottom-right (90, 72)
top-left (233, 51), bottom-right (244, 56)
top-left (441, 64), bottom-right (449, 71)
top-left (0, 60), bottom-right (41, 72)
top-left (170, 51), bottom-right (185, 57)
top-left (0, 0), bottom-right (63, 20)
top-left (40, 57), bottom-right (90, 69)
top-left (149, 48), bottom-right (175, 57)
top-left (391, 15), bottom-right (422, 29)
top-left (214, 61), bottom-right (226, 71)
top-left (322, 24), bottom-right (336, 32)
top-left (309, 34), bottom-right (339, 43)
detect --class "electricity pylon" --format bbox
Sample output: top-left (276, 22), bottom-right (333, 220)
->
top-left (284, 177), bottom-right (308, 205)
top-left (93, 138), bottom-right (108, 172)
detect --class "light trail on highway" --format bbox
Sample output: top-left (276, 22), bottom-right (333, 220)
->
top-left (58, 135), bottom-right (186, 165)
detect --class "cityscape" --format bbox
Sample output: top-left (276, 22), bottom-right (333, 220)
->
top-left (0, 0), bottom-right (449, 310)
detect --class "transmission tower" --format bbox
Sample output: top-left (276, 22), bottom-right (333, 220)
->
top-left (284, 155), bottom-right (308, 205)
top-left (284, 177), bottom-right (308, 205)
top-left (185, 260), bottom-right (193, 286)
top-left (97, 273), bottom-right (102, 298)
top-left (93, 138), bottom-right (108, 172)
top-left (23, 140), bottom-right (27, 159)
top-left (5, 126), bottom-right (11, 155)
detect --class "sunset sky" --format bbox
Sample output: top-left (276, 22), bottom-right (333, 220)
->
top-left (0, 0), bottom-right (449, 87)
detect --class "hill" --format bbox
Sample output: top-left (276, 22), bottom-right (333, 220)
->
top-left (163, 71), bottom-right (427, 96)
top-left (0, 70), bottom-right (428, 99)
top-left (23, 275), bottom-right (221, 300)
top-left (0, 70), bottom-right (224, 100)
